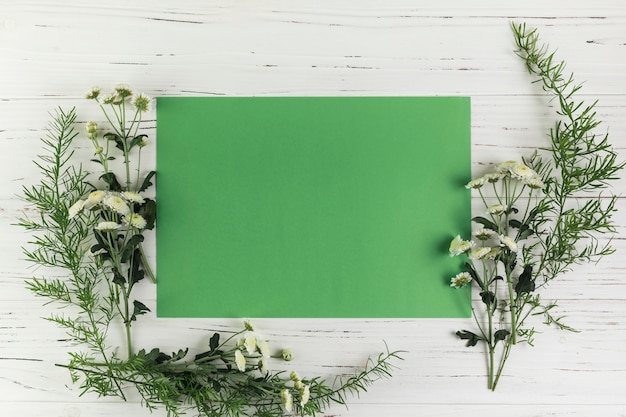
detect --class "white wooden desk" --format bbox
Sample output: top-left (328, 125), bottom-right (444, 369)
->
top-left (1, 1), bottom-right (625, 416)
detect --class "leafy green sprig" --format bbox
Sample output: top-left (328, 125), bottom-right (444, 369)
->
top-left (20, 87), bottom-right (402, 416)
top-left (449, 23), bottom-right (623, 391)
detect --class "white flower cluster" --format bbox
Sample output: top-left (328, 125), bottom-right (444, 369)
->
top-left (85, 85), bottom-right (152, 113)
top-left (448, 231), bottom-right (519, 288)
top-left (465, 160), bottom-right (545, 190)
top-left (234, 321), bottom-right (271, 374)
top-left (68, 190), bottom-right (147, 231)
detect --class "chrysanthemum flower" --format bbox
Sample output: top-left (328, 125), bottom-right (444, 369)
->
top-left (101, 92), bottom-right (120, 105)
top-left (234, 349), bottom-right (246, 372)
top-left (450, 271), bottom-right (472, 288)
top-left (465, 177), bottom-right (486, 189)
top-left (257, 339), bottom-right (270, 357)
top-left (510, 163), bottom-right (536, 180)
top-left (484, 172), bottom-right (504, 183)
top-left (68, 199), bottom-right (85, 219)
top-left (258, 358), bottom-right (268, 375)
top-left (244, 333), bottom-right (257, 355)
top-left (473, 228), bottom-right (496, 241)
top-left (104, 195), bottom-right (131, 216)
top-left (525, 175), bottom-right (545, 189)
top-left (485, 247), bottom-right (501, 259)
top-left (95, 221), bottom-right (121, 232)
top-left (243, 320), bottom-right (255, 331)
top-left (132, 93), bottom-right (152, 112)
top-left (84, 190), bottom-right (106, 209)
top-left (124, 213), bottom-right (147, 229)
top-left (85, 87), bottom-right (101, 100)
top-left (281, 389), bottom-right (293, 412)
top-left (121, 191), bottom-right (145, 204)
top-left (500, 235), bottom-right (518, 252)
top-left (449, 235), bottom-right (473, 256)
top-left (114, 84), bottom-right (133, 98)
top-left (496, 160), bottom-right (519, 174)
top-left (290, 371), bottom-right (300, 382)
top-left (487, 204), bottom-right (505, 215)
top-left (300, 385), bottom-right (310, 406)
top-left (469, 246), bottom-right (492, 260)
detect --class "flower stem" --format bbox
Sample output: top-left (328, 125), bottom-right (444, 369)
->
top-left (139, 243), bottom-right (156, 284)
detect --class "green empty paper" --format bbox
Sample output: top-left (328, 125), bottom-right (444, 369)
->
top-left (156, 96), bottom-right (470, 318)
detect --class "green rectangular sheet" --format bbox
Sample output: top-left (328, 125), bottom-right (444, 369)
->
top-left (156, 96), bottom-right (470, 318)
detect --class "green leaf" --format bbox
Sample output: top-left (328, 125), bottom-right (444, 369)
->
top-left (494, 329), bottom-right (511, 343)
top-left (128, 250), bottom-right (145, 285)
top-left (509, 219), bottom-right (522, 229)
top-left (104, 132), bottom-right (125, 152)
top-left (137, 198), bottom-right (156, 230)
top-left (480, 291), bottom-right (495, 306)
top-left (100, 172), bottom-right (123, 192)
top-left (464, 262), bottom-right (484, 289)
top-left (121, 234), bottom-right (144, 263)
top-left (131, 300), bottom-right (150, 321)
top-left (112, 267), bottom-right (126, 286)
top-left (515, 264), bottom-right (535, 295)
top-left (138, 171), bottom-right (156, 193)
top-left (518, 226), bottom-right (535, 240)
top-left (209, 332), bottom-right (220, 351)
top-left (139, 347), bottom-right (171, 365)
top-left (456, 330), bottom-right (483, 347)
top-left (129, 134), bottom-right (148, 150)
top-left (472, 216), bottom-right (498, 232)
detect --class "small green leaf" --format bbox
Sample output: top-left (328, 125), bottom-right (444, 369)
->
top-left (130, 134), bottom-right (148, 150)
top-left (464, 262), bottom-right (485, 289)
top-left (131, 300), bottom-right (150, 322)
top-left (138, 171), bottom-right (156, 193)
top-left (128, 251), bottom-right (145, 285)
top-left (494, 329), bottom-right (511, 343)
top-left (100, 172), bottom-right (123, 192)
top-left (480, 291), bottom-right (495, 306)
top-left (472, 216), bottom-right (499, 232)
top-left (121, 234), bottom-right (144, 263)
top-left (515, 265), bottom-right (535, 294)
top-left (137, 198), bottom-right (156, 230)
top-left (509, 219), bottom-right (523, 229)
top-left (112, 267), bottom-right (126, 286)
top-left (209, 332), bottom-right (220, 351)
top-left (104, 132), bottom-right (125, 152)
top-left (518, 226), bottom-right (535, 240)
top-left (456, 330), bottom-right (484, 347)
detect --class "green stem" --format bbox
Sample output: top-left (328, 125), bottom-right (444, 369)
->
top-left (139, 243), bottom-right (156, 284)
top-left (505, 271), bottom-right (517, 344)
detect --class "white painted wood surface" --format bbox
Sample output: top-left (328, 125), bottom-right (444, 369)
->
top-left (1, 1), bottom-right (625, 416)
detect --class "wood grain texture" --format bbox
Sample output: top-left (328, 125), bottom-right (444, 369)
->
top-left (1, 1), bottom-right (625, 416)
